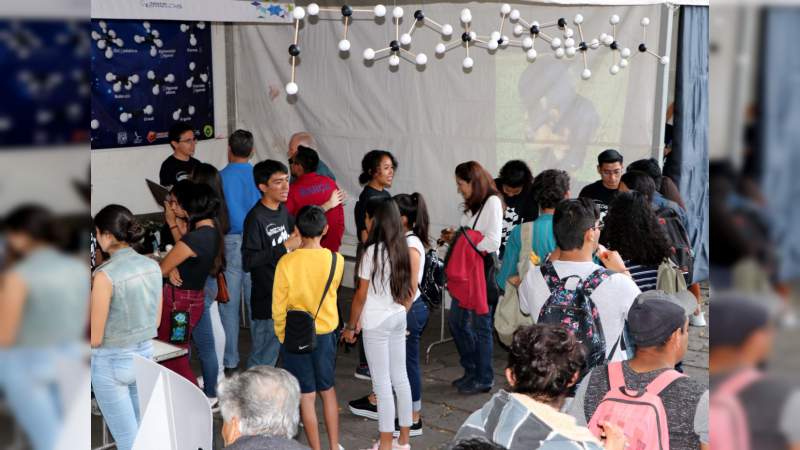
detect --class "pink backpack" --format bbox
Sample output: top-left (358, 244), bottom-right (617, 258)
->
top-left (709, 369), bottom-right (762, 450)
top-left (587, 362), bottom-right (685, 450)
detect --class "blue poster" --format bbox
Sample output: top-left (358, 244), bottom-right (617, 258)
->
top-left (90, 19), bottom-right (214, 149)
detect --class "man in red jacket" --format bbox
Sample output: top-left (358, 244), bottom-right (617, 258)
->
top-left (286, 146), bottom-right (345, 252)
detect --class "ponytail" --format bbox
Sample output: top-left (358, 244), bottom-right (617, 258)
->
top-left (393, 192), bottom-right (431, 249)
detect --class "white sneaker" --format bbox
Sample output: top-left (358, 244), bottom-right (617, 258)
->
top-left (690, 311), bottom-right (707, 327)
top-left (781, 309), bottom-right (798, 329)
top-left (197, 376), bottom-right (204, 389)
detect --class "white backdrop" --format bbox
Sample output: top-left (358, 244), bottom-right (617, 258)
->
top-left (234, 2), bottom-right (662, 234)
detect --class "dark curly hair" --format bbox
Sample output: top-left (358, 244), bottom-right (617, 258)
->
top-left (507, 324), bottom-right (585, 402)
top-left (620, 170), bottom-right (656, 203)
top-left (532, 169), bottom-right (570, 209)
top-left (450, 438), bottom-right (504, 450)
top-left (600, 191), bottom-right (671, 266)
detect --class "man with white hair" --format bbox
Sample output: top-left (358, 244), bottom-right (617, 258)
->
top-left (288, 132), bottom-right (336, 182)
top-left (218, 366), bottom-right (310, 450)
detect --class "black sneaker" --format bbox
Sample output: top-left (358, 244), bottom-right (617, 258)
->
top-left (354, 364), bottom-right (371, 380)
top-left (393, 418), bottom-right (423, 437)
top-left (451, 375), bottom-right (473, 389)
top-left (458, 381), bottom-right (493, 395)
top-left (348, 394), bottom-right (378, 420)
top-left (224, 367), bottom-right (239, 378)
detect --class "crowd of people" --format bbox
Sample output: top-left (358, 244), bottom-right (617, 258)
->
top-left (86, 121), bottom-right (716, 450)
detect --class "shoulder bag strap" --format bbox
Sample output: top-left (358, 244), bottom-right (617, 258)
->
top-left (472, 197), bottom-right (490, 229)
top-left (313, 251), bottom-right (339, 320)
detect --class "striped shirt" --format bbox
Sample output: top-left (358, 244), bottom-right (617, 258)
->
top-left (625, 261), bottom-right (659, 292)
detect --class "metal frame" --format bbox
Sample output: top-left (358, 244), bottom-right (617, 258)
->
top-left (653, 2), bottom-right (677, 167)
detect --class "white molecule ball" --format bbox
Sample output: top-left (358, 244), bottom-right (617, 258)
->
top-left (338, 39), bottom-right (351, 52)
top-left (660, 55), bottom-right (670, 65)
top-left (603, 35), bottom-right (614, 46)
top-left (554, 47), bottom-right (565, 59)
top-left (435, 43), bottom-right (446, 54)
top-left (292, 7), bottom-right (306, 20)
top-left (143, 105), bottom-right (154, 115)
top-left (526, 48), bottom-right (537, 61)
top-left (491, 31), bottom-right (501, 41)
top-left (416, 53), bottom-right (428, 65)
top-left (469, 31), bottom-right (477, 40)
top-left (363, 48), bottom-right (375, 60)
top-left (285, 82), bottom-right (298, 95)
top-left (590, 38), bottom-right (600, 49)
top-left (610, 64), bottom-right (620, 75)
top-left (442, 24), bottom-right (453, 36)
top-left (510, 9), bottom-right (521, 21)
top-left (500, 36), bottom-right (509, 47)
top-left (564, 38), bottom-right (575, 48)
top-left (532, 20), bottom-right (540, 28)
top-left (574, 14), bottom-right (584, 25)
top-left (463, 56), bottom-right (474, 69)
top-left (393, 6), bottom-right (403, 18)
top-left (599, 33), bottom-right (608, 41)
top-left (105, 72), bottom-right (115, 82)
top-left (620, 58), bottom-right (629, 68)
top-left (308, 3), bottom-right (320, 16)
top-left (389, 54), bottom-right (400, 66)
top-left (513, 24), bottom-right (524, 36)
top-left (374, 4), bottom-right (386, 17)
top-left (565, 46), bottom-right (576, 57)
top-left (550, 37), bottom-right (562, 49)
top-left (165, 73), bottom-right (175, 82)
top-left (461, 8), bottom-right (472, 23)
top-left (522, 36), bottom-right (533, 49)
top-left (129, 74), bottom-right (140, 83)
top-left (621, 47), bottom-right (631, 58)
top-left (581, 68), bottom-right (592, 80)
top-left (105, 47), bottom-right (114, 59)
top-left (641, 17), bottom-right (650, 26)
top-left (400, 33), bottom-right (412, 45)
top-left (119, 112), bottom-right (132, 123)
top-left (488, 40), bottom-right (499, 50)
top-left (610, 14), bottom-right (620, 25)
top-left (91, 119), bottom-right (99, 129)
top-left (564, 28), bottom-right (574, 38)
top-left (500, 3), bottom-right (512, 15)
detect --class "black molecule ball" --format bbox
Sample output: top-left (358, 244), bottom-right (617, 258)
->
top-left (414, 10), bottom-right (424, 20)
top-left (530, 24), bottom-right (540, 35)
top-left (341, 5), bottom-right (353, 17)
top-left (638, 43), bottom-right (647, 52)
top-left (288, 44), bottom-right (300, 56)
top-left (390, 40), bottom-right (400, 51)
top-left (558, 17), bottom-right (567, 28)
top-left (461, 32), bottom-right (471, 42)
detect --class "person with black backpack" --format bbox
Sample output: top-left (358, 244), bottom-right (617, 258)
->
top-left (518, 198), bottom-right (640, 377)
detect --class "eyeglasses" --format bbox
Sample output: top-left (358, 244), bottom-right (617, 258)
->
top-left (179, 137), bottom-right (197, 144)
top-left (601, 169), bottom-right (622, 176)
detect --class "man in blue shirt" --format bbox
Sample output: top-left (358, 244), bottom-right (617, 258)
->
top-left (288, 132), bottom-right (336, 182)
top-left (218, 129), bottom-right (262, 374)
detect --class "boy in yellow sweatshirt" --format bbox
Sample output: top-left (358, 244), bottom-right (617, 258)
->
top-left (273, 205), bottom-right (344, 450)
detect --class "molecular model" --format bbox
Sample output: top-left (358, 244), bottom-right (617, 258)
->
top-left (284, 4), bottom-right (671, 93)
top-left (180, 22), bottom-right (207, 47)
top-left (105, 71), bottom-right (140, 93)
top-left (91, 20), bottom-right (124, 59)
top-left (147, 70), bottom-right (176, 95)
top-left (120, 104), bottom-right (154, 123)
top-left (134, 21), bottom-right (163, 57)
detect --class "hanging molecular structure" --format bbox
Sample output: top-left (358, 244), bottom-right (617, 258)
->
top-left (284, 3), bottom-right (670, 94)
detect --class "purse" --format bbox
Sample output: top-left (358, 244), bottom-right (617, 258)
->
top-left (215, 271), bottom-right (230, 303)
top-left (283, 251), bottom-right (338, 354)
top-left (166, 285), bottom-right (190, 344)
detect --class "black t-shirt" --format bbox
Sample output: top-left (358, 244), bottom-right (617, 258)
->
top-left (579, 180), bottom-right (618, 219)
top-left (353, 186), bottom-right (391, 243)
top-left (159, 155), bottom-right (200, 188)
top-left (175, 226), bottom-right (220, 291)
top-left (495, 179), bottom-right (538, 258)
top-left (242, 202), bottom-right (295, 320)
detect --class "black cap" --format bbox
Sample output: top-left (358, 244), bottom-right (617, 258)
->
top-left (598, 149), bottom-right (623, 165)
top-left (710, 293), bottom-right (773, 347)
top-left (627, 298), bottom-right (686, 347)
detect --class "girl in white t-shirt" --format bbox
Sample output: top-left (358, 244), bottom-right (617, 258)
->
top-left (393, 193), bottom-right (431, 435)
top-left (343, 197), bottom-right (414, 450)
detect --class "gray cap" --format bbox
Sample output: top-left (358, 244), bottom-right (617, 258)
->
top-left (635, 290), bottom-right (697, 317)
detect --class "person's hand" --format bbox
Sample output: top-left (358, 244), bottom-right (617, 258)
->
top-left (598, 420), bottom-right (627, 450)
top-left (322, 189), bottom-right (346, 211)
top-left (342, 328), bottom-right (358, 344)
top-left (597, 244), bottom-right (628, 274)
top-left (284, 230), bottom-right (302, 251)
top-left (168, 268), bottom-right (183, 287)
top-left (176, 218), bottom-right (188, 236)
top-left (439, 227), bottom-right (456, 245)
top-left (163, 200), bottom-right (177, 227)
top-left (508, 275), bottom-right (521, 287)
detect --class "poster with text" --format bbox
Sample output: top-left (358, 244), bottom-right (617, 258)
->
top-left (90, 19), bottom-right (213, 149)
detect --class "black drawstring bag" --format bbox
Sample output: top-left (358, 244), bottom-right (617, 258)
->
top-left (284, 251), bottom-right (338, 354)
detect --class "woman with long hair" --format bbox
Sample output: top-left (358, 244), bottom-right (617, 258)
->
top-left (158, 181), bottom-right (223, 392)
top-left (393, 192), bottom-right (431, 435)
top-left (343, 197), bottom-right (414, 450)
top-left (448, 161), bottom-right (504, 395)
top-left (90, 204), bottom-right (161, 450)
top-left (601, 191), bottom-right (671, 291)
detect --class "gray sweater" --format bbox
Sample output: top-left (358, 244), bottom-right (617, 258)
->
top-left (225, 435), bottom-right (310, 450)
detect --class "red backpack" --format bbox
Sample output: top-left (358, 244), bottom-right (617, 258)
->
top-left (709, 369), bottom-right (762, 450)
top-left (588, 362), bottom-right (685, 450)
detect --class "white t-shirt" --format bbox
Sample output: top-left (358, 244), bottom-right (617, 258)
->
top-left (459, 195), bottom-right (503, 254)
top-left (406, 232), bottom-right (425, 301)
top-left (358, 243), bottom-right (406, 330)
top-left (518, 260), bottom-right (641, 362)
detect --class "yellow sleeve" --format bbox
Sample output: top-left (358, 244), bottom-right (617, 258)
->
top-left (272, 257), bottom-right (290, 343)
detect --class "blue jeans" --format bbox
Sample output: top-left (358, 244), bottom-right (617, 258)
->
top-left (0, 346), bottom-right (80, 450)
top-left (406, 298), bottom-right (429, 412)
top-left (248, 318), bottom-right (280, 368)
top-left (448, 299), bottom-right (494, 386)
top-left (193, 277), bottom-right (219, 397)
top-left (91, 341), bottom-right (153, 450)
top-left (219, 234), bottom-right (251, 368)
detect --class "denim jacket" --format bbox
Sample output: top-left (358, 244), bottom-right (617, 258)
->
top-left (94, 247), bottom-right (162, 348)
